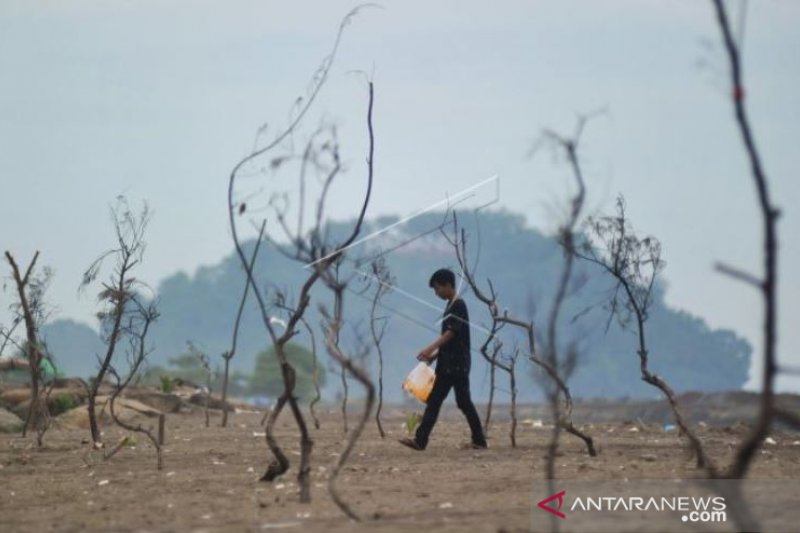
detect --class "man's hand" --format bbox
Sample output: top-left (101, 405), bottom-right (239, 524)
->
top-left (417, 347), bottom-right (436, 362)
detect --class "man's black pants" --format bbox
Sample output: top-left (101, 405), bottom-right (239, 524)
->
top-left (415, 372), bottom-right (486, 449)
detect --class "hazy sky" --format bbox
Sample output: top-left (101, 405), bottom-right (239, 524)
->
top-left (1, 0), bottom-right (798, 391)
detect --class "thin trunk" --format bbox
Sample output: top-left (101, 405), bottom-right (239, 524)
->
top-left (5, 252), bottom-right (46, 444)
top-left (509, 358), bottom-right (517, 448)
top-left (260, 393), bottom-right (290, 481)
top-left (300, 317), bottom-right (321, 431)
top-left (220, 356), bottom-right (231, 427)
top-left (340, 365), bottom-right (349, 434)
top-left (88, 262), bottom-right (129, 445)
top-left (323, 288), bottom-right (375, 521)
top-left (369, 285), bottom-right (386, 438)
top-left (204, 373), bottom-right (211, 428)
top-left (712, 0), bottom-right (778, 481)
top-left (484, 350), bottom-right (497, 434)
top-left (222, 225), bottom-right (265, 428)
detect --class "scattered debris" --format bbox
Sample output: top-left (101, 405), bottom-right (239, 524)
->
top-left (521, 418), bottom-right (544, 428)
top-left (260, 522), bottom-right (301, 530)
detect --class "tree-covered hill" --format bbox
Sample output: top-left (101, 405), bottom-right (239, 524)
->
top-left (41, 209), bottom-right (751, 402)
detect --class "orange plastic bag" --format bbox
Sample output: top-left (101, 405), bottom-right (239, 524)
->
top-left (402, 362), bottom-right (436, 403)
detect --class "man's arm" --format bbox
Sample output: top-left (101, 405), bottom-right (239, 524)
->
top-left (417, 330), bottom-right (454, 362)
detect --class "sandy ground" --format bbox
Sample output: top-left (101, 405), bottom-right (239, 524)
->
top-left (1, 403), bottom-right (799, 533)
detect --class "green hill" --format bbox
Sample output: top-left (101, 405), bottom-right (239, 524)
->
top-left (41, 209), bottom-right (750, 401)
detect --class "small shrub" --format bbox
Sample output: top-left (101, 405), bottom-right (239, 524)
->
top-left (51, 393), bottom-right (78, 415)
top-left (405, 412), bottom-right (422, 435)
top-left (159, 375), bottom-right (175, 394)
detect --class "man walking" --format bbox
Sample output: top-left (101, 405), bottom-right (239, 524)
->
top-left (399, 268), bottom-right (487, 450)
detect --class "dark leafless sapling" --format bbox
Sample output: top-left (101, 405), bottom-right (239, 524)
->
top-left (711, 0), bottom-right (780, 482)
top-left (225, 8), bottom-right (372, 502)
top-left (266, 290), bottom-right (324, 431)
top-left (4, 251), bottom-right (54, 446)
top-left (307, 81), bottom-right (375, 517)
top-left (443, 212), bottom-right (595, 455)
top-left (220, 222), bottom-right (265, 427)
top-left (674, 3), bottom-right (783, 531)
top-left (366, 256), bottom-right (393, 438)
top-left (226, 18), bottom-right (374, 507)
top-left (299, 315), bottom-right (322, 430)
top-left (106, 294), bottom-right (161, 469)
top-left (575, 196), bottom-right (712, 470)
top-left (319, 261), bottom-right (376, 522)
top-left (80, 198), bottom-right (151, 448)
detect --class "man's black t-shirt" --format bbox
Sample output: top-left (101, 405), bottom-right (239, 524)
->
top-left (436, 297), bottom-right (471, 377)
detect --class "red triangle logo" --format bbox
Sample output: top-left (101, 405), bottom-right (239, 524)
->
top-left (537, 490), bottom-right (567, 519)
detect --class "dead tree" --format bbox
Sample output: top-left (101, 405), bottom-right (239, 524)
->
top-left (439, 216), bottom-right (506, 437)
top-left (4, 251), bottom-right (53, 446)
top-left (220, 222), bottom-right (265, 428)
top-left (331, 280), bottom-right (373, 436)
top-left (228, 7), bottom-right (355, 502)
top-left (662, 4), bottom-right (785, 531)
top-left (367, 256), bottom-right (393, 438)
top-left (105, 293), bottom-right (164, 470)
top-left (575, 196), bottom-right (712, 469)
top-left (80, 198), bottom-right (151, 447)
top-left (711, 0), bottom-right (780, 481)
top-left (319, 261), bottom-right (376, 522)
top-left (267, 297), bottom-right (324, 431)
top-left (327, 84), bottom-right (376, 495)
top-left (226, 22), bottom-right (374, 503)
top-left (533, 118), bottom-right (601, 528)
top-left (106, 294), bottom-right (161, 469)
top-left (443, 212), bottom-right (595, 455)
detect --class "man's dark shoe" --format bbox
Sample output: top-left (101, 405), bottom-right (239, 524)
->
top-left (398, 437), bottom-right (424, 451)
top-left (460, 441), bottom-right (488, 450)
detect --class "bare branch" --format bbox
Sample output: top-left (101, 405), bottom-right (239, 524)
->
top-left (4, 250), bottom-right (50, 443)
top-left (106, 299), bottom-right (162, 469)
top-left (712, 0), bottom-right (779, 485)
top-left (714, 261), bottom-right (762, 288)
top-left (220, 220), bottom-right (266, 428)
top-left (82, 198), bottom-right (152, 447)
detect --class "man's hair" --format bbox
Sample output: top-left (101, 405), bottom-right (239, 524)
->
top-left (429, 268), bottom-right (456, 288)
